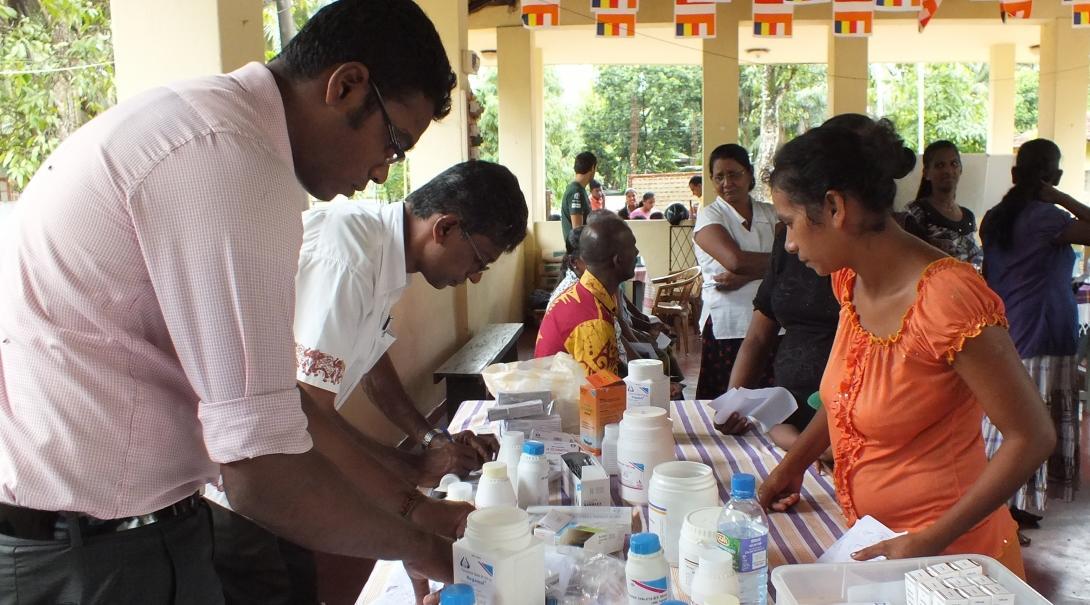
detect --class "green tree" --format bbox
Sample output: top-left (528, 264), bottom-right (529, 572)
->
top-left (473, 67), bottom-right (498, 163)
top-left (262, 0), bottom-right (323, 61)
top-left (543, 66), bottom-right (583, 202)
top-left (738, 63), bottom-right (826, 181)
top-left (578, 65), bottom-right (702, 190)
top-left (0, 0), bottom-right (115, 190)
top-left (1014, 63), bottom-right (1038, 136)
top-left (471, 66), bottom-right (581, 208)
top-left (869, 63), bottom-right (989, 153)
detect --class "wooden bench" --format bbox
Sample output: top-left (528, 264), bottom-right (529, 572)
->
top-left (433, 322), bottom-right (524, 421)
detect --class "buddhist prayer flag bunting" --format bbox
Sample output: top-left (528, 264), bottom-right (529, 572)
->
top-left (521, 0), bottom-right (559, 28)
top-left (596, 10), bottom-right (637, 36)
top-left (875, 0), bottom-right (920, 11)
top-left (918, 0), bottom-right (942, 30)
top-left (833, 0), bottom-right (874, 36)
top-left (999, 0), bottom-right (1031, 20)
top-left (590, 0), bottom-right (638, 10)
top-left (753, 0), bottom-right (794, 37)
top-left (675, 0), bottom-right (718, 38)
top-left (1074, 2), bottom-right (1090, 26)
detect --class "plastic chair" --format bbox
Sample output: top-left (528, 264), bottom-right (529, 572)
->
top-left (650, 270), bottom-right (701, 356)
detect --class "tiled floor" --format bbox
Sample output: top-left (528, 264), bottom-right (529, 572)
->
top-left (520, 327), bottom-right (1089, 602)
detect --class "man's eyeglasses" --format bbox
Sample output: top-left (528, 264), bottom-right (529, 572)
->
top-left (460, 227), bottom-right (491, 274)
top-left (369, 80), bottom-right (407, 165)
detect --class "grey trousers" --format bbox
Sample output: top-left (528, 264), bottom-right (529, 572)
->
top-left (0, 501), bottom-right (225, 605)
top-left (208, 501), bottom-right (318, 605)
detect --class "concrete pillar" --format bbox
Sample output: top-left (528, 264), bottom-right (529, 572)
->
top-left (497, 26), bottom-right (545, 222)
top-left (700, 9), bottom-right (740, 207)
top-left (987, 44), bottom-right (1017, 156)
top-left (827, 33), bottom-right (869, 117)
top-left (1038, 18), bottom-right (1090, 193)
top-left (110, 0), bottom-right (263, 101)
top-left (410, 0), bottom-right (470, 184)
top-left (414, 0), bottom-right (474, 338)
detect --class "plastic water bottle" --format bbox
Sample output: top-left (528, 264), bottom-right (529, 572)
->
top-left (715, 474), bottom-right (768, 605)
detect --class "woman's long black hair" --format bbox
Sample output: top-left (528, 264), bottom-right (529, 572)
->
top-left (980, 139), bottom-right (1061, 251)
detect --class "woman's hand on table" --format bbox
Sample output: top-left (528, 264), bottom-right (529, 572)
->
top-left (757, 465), bottom-right (803, 512)
top-left (850, 530), bottom-right (944, 562)
top-left (715, 412), bottom-right (753, 435)
top-left (411, 497), bottom-right (474, 539)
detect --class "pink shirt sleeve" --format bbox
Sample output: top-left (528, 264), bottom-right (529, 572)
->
top-left (129, 133), bottom-right (312, 464)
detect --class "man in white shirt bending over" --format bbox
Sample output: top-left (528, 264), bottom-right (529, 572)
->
top-left (212, 160), bottom-right (528, 603)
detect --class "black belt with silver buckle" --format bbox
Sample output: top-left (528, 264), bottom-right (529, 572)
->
top-left (0, 493), bottom-right (203, 542)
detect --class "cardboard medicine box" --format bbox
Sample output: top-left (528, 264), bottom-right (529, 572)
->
top-left (579, 370), bottom-right (626, 455)
top-left (561, 452), bottom-right (611, 506)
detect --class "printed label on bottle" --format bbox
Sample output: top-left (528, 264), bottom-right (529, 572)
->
top-left (627, 575), bottom-right (668, 604)
top-left (627, 384), bottom-right (652, 407)
top-left (716, 533), bottom-right (767, 573)
top-left (453, 551), bottom-right (497, 605)
top-left (619, 460), bottom-right (647, 491)
top-left (679, 556), bottom-right (699, 591)
top-left (648, 500), bottom-right (667, 537)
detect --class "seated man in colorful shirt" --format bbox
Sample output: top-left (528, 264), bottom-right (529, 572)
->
top-left (212, 161), bottom-right (528, 602)
top-left (535, 215), bottom-right (638, 375)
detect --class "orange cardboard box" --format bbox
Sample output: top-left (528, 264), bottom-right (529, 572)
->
top-left (579, 370), bottom-right (626, 455)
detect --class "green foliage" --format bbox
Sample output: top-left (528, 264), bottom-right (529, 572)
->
top-left (473, 67), bottom-right (498, 163)
top-left (543, 67), bottom-right (583, 201)
top-left (738, 63), bottom-right (827, 171)
top-left (869, 63), bottom-right (989, 153)
top-left (1015, 63), bottom-right (1038, 136)
top-left (262, 0), bottom-right (323, 61)
top-left (0, 0), bottom-right (115, 190)
top-left (578, 65), bottom-right (702, 190)
top-left (471, 66), bottom-right (582, 208)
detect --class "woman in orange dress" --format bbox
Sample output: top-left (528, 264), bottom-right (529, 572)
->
top-left (757, 118), bottom-right (1055, 577)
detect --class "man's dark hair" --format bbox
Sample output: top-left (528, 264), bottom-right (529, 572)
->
top-left (277, 0), bottom-right (456, 120)
top-left (689, 175), bottom-right (702, 187)
top-left (407, 161), bottom-right (528, 252)
top-left (574, 152), bottom-right (597, 175)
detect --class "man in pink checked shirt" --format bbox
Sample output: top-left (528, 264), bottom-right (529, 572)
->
top-left (0, 1), bottom-right (468, 603)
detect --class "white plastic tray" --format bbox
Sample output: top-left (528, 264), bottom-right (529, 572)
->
top-left (771, 554), bottom-right (1051, 605)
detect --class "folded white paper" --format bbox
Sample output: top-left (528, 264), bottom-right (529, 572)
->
top-left (708, 386), bottom-right (798, 432)
top-left (817, 515), bottom-right (906, 564)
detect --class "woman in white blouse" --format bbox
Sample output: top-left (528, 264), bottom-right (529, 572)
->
top-left (692, 144), bottom-right (779, 401)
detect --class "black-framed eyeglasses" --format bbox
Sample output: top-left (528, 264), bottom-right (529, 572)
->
top-left (460, 227), bottom-right (491, 274)
top-left (369, 80), bottom-right (407, 165)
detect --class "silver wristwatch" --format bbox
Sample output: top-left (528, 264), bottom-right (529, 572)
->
top-left (422, 428), bottom-right (452, 448)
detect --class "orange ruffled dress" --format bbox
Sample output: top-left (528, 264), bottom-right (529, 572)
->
top-left (820, 258), bottom-right (1019, 563)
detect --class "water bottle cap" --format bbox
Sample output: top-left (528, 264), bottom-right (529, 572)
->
top-left (731, 473), bottom-right (755, 499)
top-left (440, 583), bottom-right (475, 605)
top-left (629, 532), bottom-right (662, 555)
top-left (663, 601), bottom-right (688, 605)
top-left (446, 482), bottom-right (474, 502)
top-left (522, 440), bottom-right (545, 456)
top-left (482, 461), bottom-right (509, 479)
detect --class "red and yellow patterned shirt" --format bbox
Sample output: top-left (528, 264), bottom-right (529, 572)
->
top-left (535, 270), bottom-right (619, 376)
